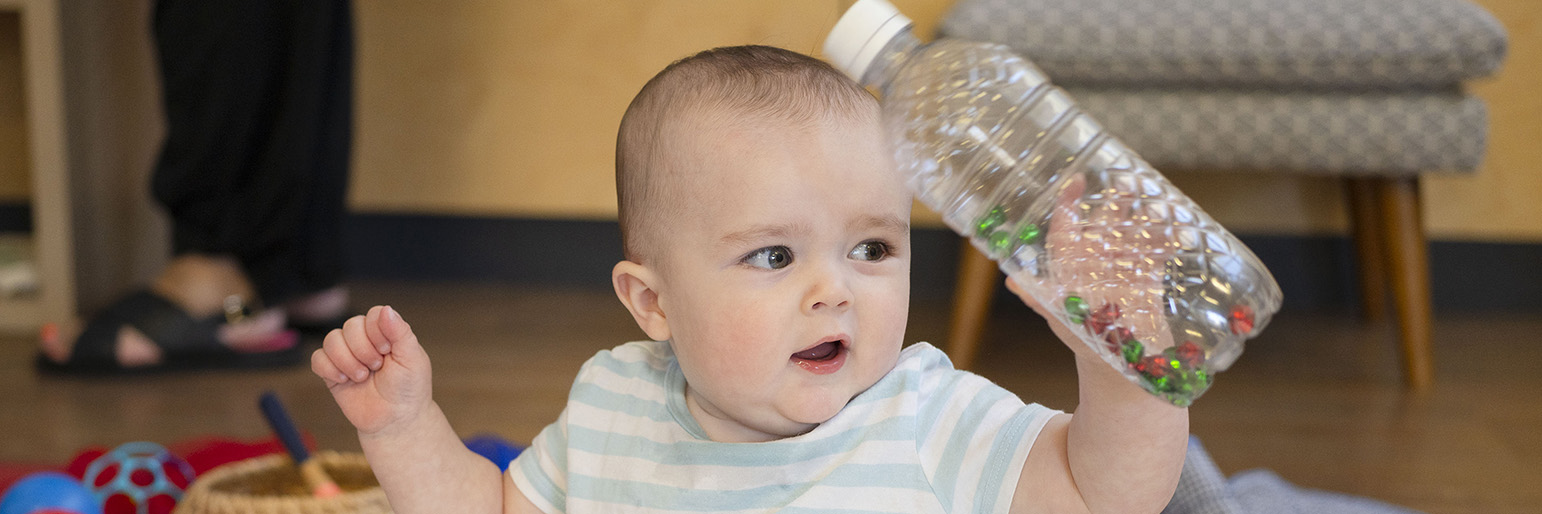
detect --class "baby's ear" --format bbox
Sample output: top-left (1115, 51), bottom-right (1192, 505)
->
top-left (612, 260), bottom-right (671, 341)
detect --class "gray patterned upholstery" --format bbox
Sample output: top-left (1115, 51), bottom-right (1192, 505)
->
top-left (940, 0), bottom-right (1507, 89)
top-left (1164, 436), bottom-right (1423, 514)
top-left (935, 0), bottom-right (1503, 174)
top-left (1067, 87), bottom-right (1487, 175)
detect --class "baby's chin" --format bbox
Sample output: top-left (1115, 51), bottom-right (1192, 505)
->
top-left (778, 388), bottom-right (862, 429)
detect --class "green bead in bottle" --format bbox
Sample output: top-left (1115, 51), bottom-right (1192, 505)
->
top-left (975, 206), bottom-right (1007, 238)
top-left (1121, 339), bottom-right (1144, 364)
top-left (1064, 295), bottom-right (1089, 324)
top-left (988, 230), bottom-right (1014, 255)
top-left (1016, 223), bottom-right (1042, 245)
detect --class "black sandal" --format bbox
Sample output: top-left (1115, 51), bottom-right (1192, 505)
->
top-left (288, 314), bottom-right (353, 341)
top-left (36, 290), bottom-right (303, 375)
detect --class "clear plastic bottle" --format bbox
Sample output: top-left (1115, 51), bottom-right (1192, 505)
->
top-left (825, 0), bottom-right (1282, 406)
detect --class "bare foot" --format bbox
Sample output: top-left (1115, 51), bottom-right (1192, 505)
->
top-left (38, 254), bottom-right (293, 367)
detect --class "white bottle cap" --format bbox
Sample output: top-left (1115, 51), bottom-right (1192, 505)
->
top-left (822, 0), bottom-right (914, 82)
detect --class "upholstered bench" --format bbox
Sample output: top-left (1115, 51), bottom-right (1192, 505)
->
top-left (934, 0), bottom-right (1508, 389)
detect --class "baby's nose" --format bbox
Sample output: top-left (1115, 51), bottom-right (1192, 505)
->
top-left (804, 268), bottom-right (854, 313)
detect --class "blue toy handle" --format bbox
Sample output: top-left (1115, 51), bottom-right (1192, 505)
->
top-left (259, 391), bottom-right (310, 463)
top-left (258, 391), bottom-right (342, 498)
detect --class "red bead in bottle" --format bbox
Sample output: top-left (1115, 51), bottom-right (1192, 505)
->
top-left (1230, 304), bottom-right (1255, 335)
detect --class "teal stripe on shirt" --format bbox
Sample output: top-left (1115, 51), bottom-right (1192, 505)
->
top-left (569, 473), bottom-right (806, 511)
top-left (915, 369), bottom-right (971, 442)
top-left (567, 469), bottom-right (934, 512)
top-left (929, 382), bottom-right (1012, 508)
top-left (975, 406), bottom-right (1043, 513)
top-left (568, 382), bottom-right (676, 423)
top-left (536, 413), bottom-right (570, 473)
top-left (583, 349), bottom-right (670, 380)
top-left (777, 506), bottom-right (931, 509)
top-left (517, 433), bottom-right (568, 512)
top-left (567, 462), bottom-right (933, 498)
top-left (815, 463), bottom-right (932, 490)
top-left (562, 415), bottom-right (917, 468)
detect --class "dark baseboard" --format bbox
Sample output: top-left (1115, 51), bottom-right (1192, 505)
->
top-left (343, 213), bottom-right (967, 297)
top-left (0, 202), bottom-right (30, 233)
top-left (1, 204), bottom-right (1533, 312)
top-left (345, 214), bottom-right (1541, 314)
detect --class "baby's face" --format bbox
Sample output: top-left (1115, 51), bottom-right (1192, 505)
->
top-left (655, 111), bottom-right (911, 442)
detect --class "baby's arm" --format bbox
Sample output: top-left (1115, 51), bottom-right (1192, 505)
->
top-left (1007, 280), bottom-right (1188, 514)
top-left (311, 306), bottom-right (544, 514)
top-left (1004, 178), bottom-right (1188, 514)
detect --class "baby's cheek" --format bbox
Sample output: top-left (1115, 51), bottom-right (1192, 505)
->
top-left (863, 288), bottom-right (911, 338)
top-left (703, 314), bottom-right (781, 367)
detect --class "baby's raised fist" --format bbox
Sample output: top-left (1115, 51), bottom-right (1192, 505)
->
top-left (312, 305), bottom-right (434, 435)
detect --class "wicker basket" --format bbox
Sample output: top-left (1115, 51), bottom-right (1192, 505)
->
top-left (174, 451), bottom-right (392, 514)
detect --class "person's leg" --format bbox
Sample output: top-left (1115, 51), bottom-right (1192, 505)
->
top-left (154, 0), bottom-right (353, 310)
top-left (243, 0), bottom-right (354, 321)
top-left (41, 0), bottom-right (353, 367)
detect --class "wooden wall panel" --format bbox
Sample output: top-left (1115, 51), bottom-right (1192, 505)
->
top-left (349, 0), bottom-right (1539, 242)
top-left (351, 0), bottom-right (848, 218)
top-left (2, 0), bottom-right (1532, 243)
top-left (1424, 0), bottom-right (1541, 242)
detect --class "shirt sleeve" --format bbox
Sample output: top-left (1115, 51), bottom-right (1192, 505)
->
top-left (508, 408), bottom-right (570, 514)
top-left (911, 346), bottom-right (1062, 513)
top-left (505, 342), bottom-right (664, 514)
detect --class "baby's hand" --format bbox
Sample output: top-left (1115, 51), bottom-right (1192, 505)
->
top-left (1011, 174), bottom-right (1173, 356)
top-left (311, 305), bottom-right (434, 436)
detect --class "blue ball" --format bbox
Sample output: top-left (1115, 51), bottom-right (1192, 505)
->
top-left (464, 434), bottom-right (526, 472)
top-left (0, 472), bottom-right (103, 514)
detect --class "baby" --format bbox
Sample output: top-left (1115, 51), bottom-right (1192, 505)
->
top-left (314, 45), bottom-right (1188, 513)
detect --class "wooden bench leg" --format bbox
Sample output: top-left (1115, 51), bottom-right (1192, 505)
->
top-left (1378, 177), bottom-right (1435, 390)
top-left (945, 240), bottom-right (1000, 371)
top-left (1348, 178), bottom-right (1388, 322)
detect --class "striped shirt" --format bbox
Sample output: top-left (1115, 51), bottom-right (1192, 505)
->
top-left (509, 341), bottom-right (1060, 513)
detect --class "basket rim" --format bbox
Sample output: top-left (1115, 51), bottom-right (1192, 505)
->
top-left (181, 451), bottom-right (387, 504)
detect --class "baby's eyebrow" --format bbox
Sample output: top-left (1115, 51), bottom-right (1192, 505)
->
top-left (853, 214), bottom-right (910, 234)
top-left (718, 222), bottom-right (812, 248)
top-left (717, 216), bottom-right (907, 248)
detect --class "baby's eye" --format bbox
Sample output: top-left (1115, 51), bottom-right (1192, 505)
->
top-left (849, 241), bottom-right (889, 262)
top-left (743, 246), bottom-right (793, 270)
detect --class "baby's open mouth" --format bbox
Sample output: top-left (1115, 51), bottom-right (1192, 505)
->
top-left (792, 340), bottom-right (843, 362)
top-left (791, 339), bottom-right (847, 375)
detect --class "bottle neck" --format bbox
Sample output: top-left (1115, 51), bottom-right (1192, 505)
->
top-left (860, 30), bottom-right (920, 95)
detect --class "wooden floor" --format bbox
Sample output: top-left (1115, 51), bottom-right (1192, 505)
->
top-left (3, 280), bottom-right (1539, 514)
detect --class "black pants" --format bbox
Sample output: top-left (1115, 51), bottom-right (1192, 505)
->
top-left (149, 0), bottom-right (353, 305)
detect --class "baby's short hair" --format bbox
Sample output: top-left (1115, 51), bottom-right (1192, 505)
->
top-left (615, 45), bottom-right (877, 263)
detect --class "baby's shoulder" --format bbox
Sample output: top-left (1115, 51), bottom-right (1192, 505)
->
top-left (856, 342), bottom-right (967, 400)
top-left (574, 340), bottom-right (676, 384)
top-left (891, 342), bottom-right (960, 379)
top-left (889, 342), bottom-right (1021, 405)
top-left (600, 340), bottom-right (674, 363)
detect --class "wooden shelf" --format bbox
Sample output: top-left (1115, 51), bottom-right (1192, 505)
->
top-left (0, 0), bottom-right (76, 335)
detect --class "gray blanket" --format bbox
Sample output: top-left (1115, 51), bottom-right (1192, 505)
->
top-left (1165, 437), bottom-right (1423, 514)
